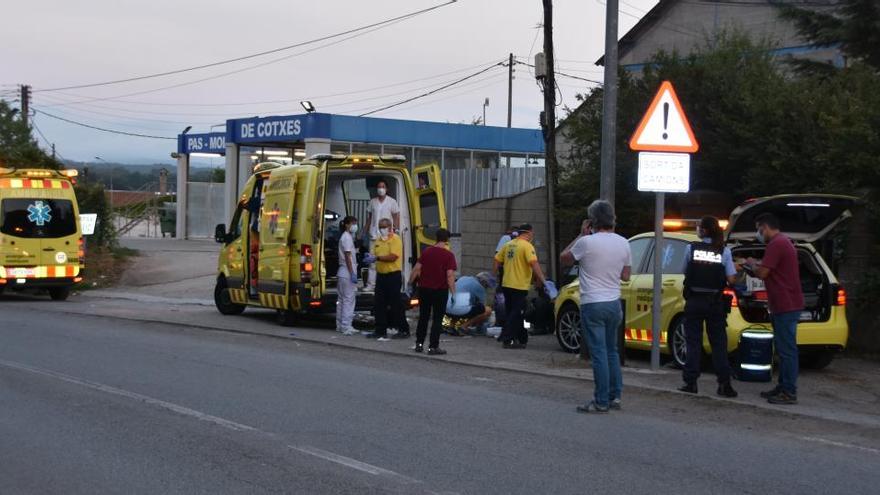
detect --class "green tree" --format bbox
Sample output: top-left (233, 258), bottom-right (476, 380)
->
top-left (778, 0), bottom-right (880, 72)
top-left (0, 99), bottom-right (61, 169)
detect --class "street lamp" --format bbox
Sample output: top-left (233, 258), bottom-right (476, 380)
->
top-left (300, 101), bottom-right (316, 113)
top-left (482, 97), bottom-right (490, 126)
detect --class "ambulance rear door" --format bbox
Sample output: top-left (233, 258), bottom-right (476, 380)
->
top-left (258, 170), bottom-right (297, 310)
top-left (412, 164), bottom-right (447, 259)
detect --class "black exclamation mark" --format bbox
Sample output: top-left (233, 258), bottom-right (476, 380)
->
top-left (662, 102), bottom-right (669, 140)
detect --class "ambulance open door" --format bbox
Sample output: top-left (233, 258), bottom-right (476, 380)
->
top-left (412, 164), bottom-right (447, 258)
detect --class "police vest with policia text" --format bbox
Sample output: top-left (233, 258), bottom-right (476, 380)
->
top-left (684, 242), bottom-right (726, 296)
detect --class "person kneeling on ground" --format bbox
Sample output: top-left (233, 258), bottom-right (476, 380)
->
top-left (446, 272), bottom-right (496, 335)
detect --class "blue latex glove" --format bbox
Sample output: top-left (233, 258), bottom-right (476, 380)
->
top-left (350, 273), bottom-right (359, 284)
top-left (544, 280), bottom-right (559, 300)
top-left (363, 253), bottom-right (377, 264)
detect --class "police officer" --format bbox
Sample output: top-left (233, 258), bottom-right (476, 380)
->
top-left (678, 216), bottom-right (739, 398)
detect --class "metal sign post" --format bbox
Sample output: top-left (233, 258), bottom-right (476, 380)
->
top-left (629, 81), bottom-right (699, 371)
top-left (651, 192), bottom-right (665, 370)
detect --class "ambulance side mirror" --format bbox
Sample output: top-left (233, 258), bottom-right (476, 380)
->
top-left (215, 224), bottom-right (228, 244)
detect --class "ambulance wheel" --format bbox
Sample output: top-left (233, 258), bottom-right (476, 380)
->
top-left (555, 303), bottom-right (582, 354)
top-left (277, 309), bottom-right (298, 327)
top-left (669, 317), bottom-right (687, 369)
top-left (214, 277), bottom-right (245, 315)
top-left (48, 286), bottom-right (70, 301)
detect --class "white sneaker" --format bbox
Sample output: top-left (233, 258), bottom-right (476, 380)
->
top-left (377, 337), bottom-right (391, 342)
top-left (342, 328), bottom-right (358, 336)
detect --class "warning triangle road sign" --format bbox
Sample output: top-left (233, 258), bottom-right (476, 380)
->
top-left (629, 81), bottom-right (699, 153)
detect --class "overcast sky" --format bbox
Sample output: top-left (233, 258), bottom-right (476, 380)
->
top-left (1, 0), bottom-right (658, 164)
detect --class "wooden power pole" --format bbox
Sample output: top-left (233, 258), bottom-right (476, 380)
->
top-left (542, 0), bottom-right (559, 280)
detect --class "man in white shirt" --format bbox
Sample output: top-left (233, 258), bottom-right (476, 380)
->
top-left (560, 200), bottom-right (632, 414)
top-left (364, 180), bottom-right (400, 291)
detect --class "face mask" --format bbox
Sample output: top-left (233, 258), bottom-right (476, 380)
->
top-left (379, 227), bottom-right (389, 238)
top-left (756, 228), bottom-right (765, 244)
top-left (377, 187), bottom-right (386, 197)
top-left (349, 224), bottom-right (358, 234)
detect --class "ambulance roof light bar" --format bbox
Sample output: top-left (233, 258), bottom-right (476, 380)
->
top-left (663, 218), bottom-right (729, 231)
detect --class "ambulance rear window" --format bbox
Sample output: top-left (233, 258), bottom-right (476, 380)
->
top-left (1, 198), bottom-right (77, 238)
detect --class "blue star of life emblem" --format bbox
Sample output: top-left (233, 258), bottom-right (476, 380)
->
top-left (27, 201), bottom-right (52, 226)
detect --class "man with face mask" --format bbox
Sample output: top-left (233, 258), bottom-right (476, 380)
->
top-left (746, 213), bottom-right (804, 405)
top-left (365, 218), bottom-right (409, 341)
top-left (364, 180), bottom-right (400, 291)
top-left (336, 216), bottom-right (359, 336)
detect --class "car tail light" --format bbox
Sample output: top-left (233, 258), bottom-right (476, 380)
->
top-left (300, 244), bottom-right (313, 282)
top-left (409, 297), bottom-right (420, 307)
top-left (78, 238), bottom-right (85, 264)
top-left (723, 288), bottom-right (738, 308)
top-left (754, 291), bottom-right (768, 301)
top-left (835, 287), bottom-right (846, 306)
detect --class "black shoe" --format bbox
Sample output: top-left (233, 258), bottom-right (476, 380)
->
top-left (678, 383), bottom-right (698, 394)
top-left (427, 347), bottom-right (447, 355)
top-left (760, 386), bottom-right (782, 399)
top-left (413, 343), bottom-right (424, 353)
top-left (717, 382), bottom-right (738, 398)
top-left (503, 341), bottom-right (524, 349)
top-left (391, 332), bottom-right (411, 340)
top-left (767, 391), bottom-right (798, 405)
top-left (365, 332), bottom-right (386, 339)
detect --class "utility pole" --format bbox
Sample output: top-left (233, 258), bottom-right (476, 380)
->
top-left (542, 0), bottom-right (559, 280)
top-left (20, 84), bottom-right (31, 128)
top-left (507, 53), bottom-right (514, 128)
top-left (599, 0), bottom-right (619, 207)
top-left (51, 144), bottom-right (56, 160)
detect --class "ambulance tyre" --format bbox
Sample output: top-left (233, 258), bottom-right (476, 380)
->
top-left (49, 286), bottom-right (70, 301)
top-left (277, 309), bottom-right (298, 327)
top-left (214, 277), bottom-right (245, 315)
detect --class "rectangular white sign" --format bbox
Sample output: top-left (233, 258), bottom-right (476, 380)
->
top-left (637, 152), bottom-right (691, 193)
top-left (80, 213), bottom-right (98, 235)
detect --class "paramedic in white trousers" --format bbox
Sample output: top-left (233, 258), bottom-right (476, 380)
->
top-left (364, 180), bottom-right (400, 291)
top-left (336, 216), bottom-right (359, 335)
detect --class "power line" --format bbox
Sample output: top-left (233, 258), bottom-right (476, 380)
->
top-left (358, 62), bottom-right (504, 117)
top-left (514, 59), bottom-right (603, 84)
top-left (31, 119), bottom-right (68, 162)
top-left (39, 57), bottom-right (506, 112)
top-left (36, 16), bottom-right (416, 107)
top-left (34, 108), bottom-right (176, 140)
top-left (34, 1), bottom-right (457, 93)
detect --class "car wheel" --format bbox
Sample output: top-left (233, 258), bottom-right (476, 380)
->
top-left (801, 350), bottom-right (835, 370)
top-left (555, 303), bottom-right (582, 354)
top-left (214, 277), bottom-right (245, 315)
top-left (669, 317), bottom-right (687, 369)
top-left (48, 286), bottom-right (70, 301)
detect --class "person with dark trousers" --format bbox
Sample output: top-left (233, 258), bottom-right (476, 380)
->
top-left (408, 229), bottom-right (457, 355)
top-left (493, 224), bottom-right (548, 349)
top-left (746, 213), bottom-right (804, 405)
top-left (365, 218), bottom-right (409, 341)
top-left (678, 216), bottom-right (739, 398)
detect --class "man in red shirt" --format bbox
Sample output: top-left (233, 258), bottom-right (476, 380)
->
top-left (407, 229), bottom-right (457, 355)
top-left (747, 213), bottom-right (804, 405)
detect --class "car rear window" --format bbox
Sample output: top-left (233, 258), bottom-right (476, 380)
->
top-left (1, 198), bottom-right (77, 238)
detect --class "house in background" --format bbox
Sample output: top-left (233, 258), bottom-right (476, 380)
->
top-left (598, 0), bottom-right (845, 72)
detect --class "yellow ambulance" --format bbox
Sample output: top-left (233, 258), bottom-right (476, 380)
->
top-left (0, 167), bottom-right (83, 300)
top-left (213, 154), bottom-right (446, 325)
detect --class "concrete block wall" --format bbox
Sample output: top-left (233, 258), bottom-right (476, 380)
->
top-left (459, 187), bottom-right (549, 279)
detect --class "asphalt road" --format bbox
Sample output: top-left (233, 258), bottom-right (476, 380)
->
top-left (1, 307), bottom-right (878, 495)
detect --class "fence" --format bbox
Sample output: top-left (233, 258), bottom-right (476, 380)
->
top-left (187, 182), bottom-right (226, 238)
top-left (442, 167), bottom-right (545, 233)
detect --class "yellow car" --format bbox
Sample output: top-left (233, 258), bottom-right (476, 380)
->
top-left (554, 194), bottom-right (854, 370)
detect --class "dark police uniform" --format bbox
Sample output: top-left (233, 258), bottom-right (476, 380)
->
top-left (683, 241), bottom-right (733, 387)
